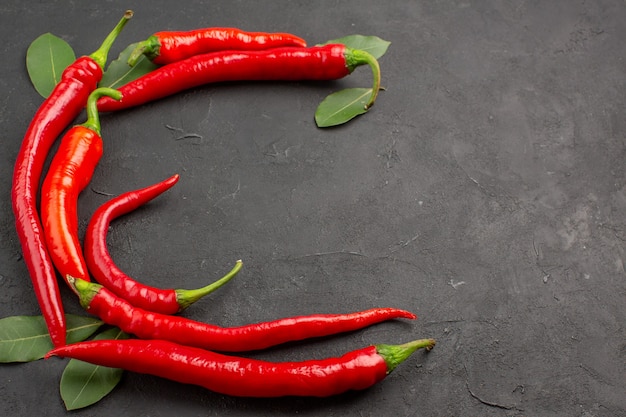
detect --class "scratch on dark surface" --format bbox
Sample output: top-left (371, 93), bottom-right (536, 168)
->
top-left (90, 187), bottom-right (115, 196)
top-left (126, 234), bottom-right (133, 254)
top-left (212, 180), bottom-right (241, 207)
top-left (579, 363), bottom-right (615, 387)
top-left (463, 364), bottom-right (522, 411)
top-left (165, 124), bottom-right (203, 141)
top-left (288, 250), bottom-right (367, 259)
top-left (387, 234), bottom-right (419, 255)
top-left (424, 318), bottom-right (465, 325)
top-left (449, 279), bottom-right (466, 289)
top-left (513, 384), bottom-right (525, 394)
top-left (463, 170), bottom-right (495, 197)
top-left (371, 255), bottom-right (429, 275)
top-left (532, 239), bottom-right (562, 283)
top-left (381, 137), bottom-right (400, 169)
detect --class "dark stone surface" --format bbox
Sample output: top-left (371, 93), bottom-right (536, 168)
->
top-left (1, 1), bottom-right (624, 415)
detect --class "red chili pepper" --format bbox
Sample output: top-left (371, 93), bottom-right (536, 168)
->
top-left (11, 11), bottom-right (132, 347)
top-left (41, 88), bottom-right (122, 292)
top-left (85, 177), bottom-right (241, 313)
top-left (68, 277), bottom-right (416, 352)
top-left (128, 27), bottom-right (307, 66)
top-left (97, 44), bottom-right (380, 112)
top-left (46, 337), bottom-right (435, 397)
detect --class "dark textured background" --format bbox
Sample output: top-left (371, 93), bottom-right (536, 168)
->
top-left (1, 1), bottom-right (624, 416)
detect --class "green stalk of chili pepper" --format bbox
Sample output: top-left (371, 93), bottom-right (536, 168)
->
top-left (46, 337), bottom-right (435, 397)
top-left (11, 11), bottom-right (132, 347)
top-left (41, 87), bottom-right (121, 292)
top-left (68, 276), bottom-right (417, 353)
top-left (128, 27), bottom-right (307, 66)
top-left (97, 44), bottom-right (380, 112)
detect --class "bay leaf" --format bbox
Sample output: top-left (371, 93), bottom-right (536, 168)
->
top-left (26, 33), bottom-right (76, 98)
top-left (60, 327), bottom-right (128, 411)
top-left (321, 35), bottom-right (391, 59)
top-left (99, 42), bottom-right (157, 89)
top-left (315, 87), bottom-right (373, 127)
top-left (0, 314), bottom-right (103, 363)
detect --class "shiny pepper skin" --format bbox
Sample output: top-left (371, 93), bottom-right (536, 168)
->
top-left (12, 58), bottom-right (101, 348)
top-left (47, 338), bottom-right (437, 397)
top-left (71, 276), bottom-right (416, 353)
top-left (97, 44), bottom-right (355, 112)
top-left (40, 87), bottom-right (121, 295)
top-left (11, 11), bottom-right (132, 347)
top-left (128, 27), bottom-right (307, 66)
top-left (41, 126), bottom-right (103, 284)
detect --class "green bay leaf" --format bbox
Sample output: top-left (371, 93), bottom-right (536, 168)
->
top-left (0, 314), bottom-right (103, 363)
top-left (99, 42), bottom-right (157, 89)
top-left (26, 33), bottom-right (76, 98)
top-left (315, 87), bottom-right (373, 127)
top-left (321, 35), bottom-right (391, 59)
top-left (60, 327), bottom-right (128, 411)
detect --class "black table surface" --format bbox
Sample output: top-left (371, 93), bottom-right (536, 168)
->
top-left (1, 1), bottom-right (624, 416)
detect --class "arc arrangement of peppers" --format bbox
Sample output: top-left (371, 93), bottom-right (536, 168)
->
top-left (10, 12), bottom-right (436, 402)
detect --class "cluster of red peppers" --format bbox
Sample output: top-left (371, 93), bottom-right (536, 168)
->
top-left (11, 11), bottom-right (435, 399)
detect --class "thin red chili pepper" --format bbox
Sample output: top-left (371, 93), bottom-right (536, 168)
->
top-left (97, 44), bottom-right (381, 112)
top-left (85, 177), bottom-right (241, 313)
top-left (41, 88), bottom-right (121, 292)
top-left (68, 276), bottom-right (416, 353)
top-left (46, 337), bottom-right (435, 397)
top-left (128, 27), bottom-right (307, 66)
top-left (11, 11), bottom-right (132, 347)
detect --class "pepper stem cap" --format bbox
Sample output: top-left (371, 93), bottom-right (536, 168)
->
top-left (127, 35), bottom-right (161, 66)
top-left (377, 338), bottom-right (436, 374)
top-left (67, 276), bottom-right (103, 310)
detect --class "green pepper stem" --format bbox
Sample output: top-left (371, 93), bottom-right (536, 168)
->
top-left (175, 260), bottom-right (244, 311)
top-left (89, 10), bottom-right (134, 69)
top-left (67, 276), bottom-right (103, 310)
top-left (81, 87), bottom-right (122, 134)
top-left (127, 35), bottom-right (160, 67)
top-left (345, 48), bottom-right (381, 110)
top-left (377, 338), bottom-right (436, 374)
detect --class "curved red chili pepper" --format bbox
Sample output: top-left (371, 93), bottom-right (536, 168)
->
top-left (69, 277), bottom-right (416, 353)
top-left (10, 11), bottom-right (132, 347)
top-left (84, 175), bottom-right (241, 314)
top-left (128, 27), bottom-right (307, 66)
top-left (97, 44), bottom-right (381, 112)
top-left (41, 88), bottom-right (122, 292)
top-left (46, 338), bottom-right (435, 397)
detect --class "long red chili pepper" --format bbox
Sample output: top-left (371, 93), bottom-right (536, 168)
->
top-left (128, 27), bottom-right (307, 66)
top-left (97, 44), bottom-right (380, 112)
top-left (41, 88), bottom-right (121, 292)
top-left (11, 11), bottom-right (132, 347)
top-left (46, 338), bottom-right (435, 397)
top-left (68, 276), bottom-right (416, 353)
top-left (84, 175), bottom-right (240, 314)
